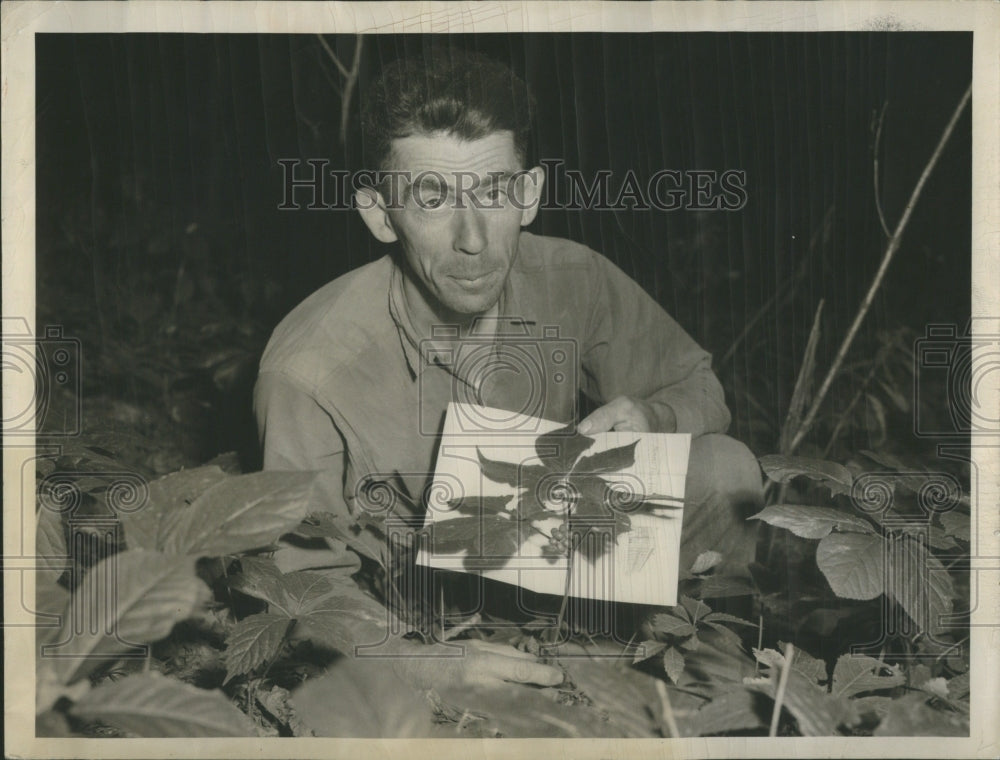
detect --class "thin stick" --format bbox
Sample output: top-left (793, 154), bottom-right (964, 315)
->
top-left (315, 34), bottom-right (349, 78)
top-left (873, 101), bottom-right (892, 238)
top-left (789, 85), bottom-right (971, 454)
top-left (755, 613), bottom-right (764, 674)
top-left (339, 36), bottom-right (364, 145)
top-left (769, 642), bottom-right (795, 737)
top-left (778, 300), bottom-right (825, 454)
top-left (654, 680), bottom-right (682, 738)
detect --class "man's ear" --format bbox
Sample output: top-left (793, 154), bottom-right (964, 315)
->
top-left (355, 187), bottom-right (398, 243)
top-left (517, 166), bottom-right (546, 227)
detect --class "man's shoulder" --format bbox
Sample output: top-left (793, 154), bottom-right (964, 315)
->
top-left (516, 230), bottom-right (604, 273)
top-left (259, 255), bottom-right (395, 388)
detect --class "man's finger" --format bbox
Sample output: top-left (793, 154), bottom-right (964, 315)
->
top-left (465, 639), bottom-right (537, 659)
top-left (577, 397), bottom-right (629, 434)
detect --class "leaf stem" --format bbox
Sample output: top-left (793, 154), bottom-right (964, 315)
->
top-left (654, 679), bottom-right (682, 738)
top-left (769, 642), bottom-right (795, 737)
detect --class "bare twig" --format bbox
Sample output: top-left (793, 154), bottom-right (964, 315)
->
top-left (340, 36), bottom-right (364, 145)
top-left (315, 34), bottom-right (349, 78)
top-left (788, 85), bottom-right (971, 454)
top-left (778, 299), bottom-right (825, 454)
top-left (654, 679), bottom-right (682, 738)
top-left (873, 100), bottom-right (892, 238)
top-left (769, 643), bottom-right (794, 737)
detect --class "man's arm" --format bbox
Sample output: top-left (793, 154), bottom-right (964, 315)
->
top-left (577, 252), bottom-right (731, 436)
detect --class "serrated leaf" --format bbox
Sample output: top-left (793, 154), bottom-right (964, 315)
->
top-left (120, 466), bottom-right (229, 551)
top-left (574, 440), bottom-right (639, 474)
top-left (885, 534), bottom-right (955, 635)
top-left (163, 470), bottom-right (316, 556)
top-left (680, 595), bottom-right (711, 624)
top-left (830, 654), bottom-right (904, 697)
top-left (71, 672), bottom-right (254, 736)
top-left (44, 551), bottom-right (210, 686)
top-left (816, 532), bottom-right (885, 600)
top-left (662, 646), bottom-right (685, 683)
top-left (750, 504), bottom-right (876, 539)
top-left (632, 640), bottom-right (667, 664)
top-left (759, 455), bottom-right (854, 496)
top-left (649, 612), bottom-right (697, 638)
top-left (703, 612), bottom-right (758, 628)
top-left (535, 423), bottom-right (595, 470)
top-left (223, 613), bottom-right (292, 683)
top-left (286, 574), bottom-right (388, 655)
top-left (292, 511), bottom-right (380, 562)
top-left (229, 555), bottom-right (289, 611)
top-left (695, 574), bottom-right (756, 599)
top-left (476, 448), bottom-right (526, 487)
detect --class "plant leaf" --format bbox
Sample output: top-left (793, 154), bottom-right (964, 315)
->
top-left (938, 510), bottom-right (970, 541)
top-left (662, 646), bottom-right (686, 683)
top-left (292, 658), bottom-right (435, 737)
top-left (873, 691), bottom-right (969, 736)
top-left (694, 574), bottom-right (756, 599)
top-left (816, 532), bottom-right (885, 600)
top-left (119, 466), bottom-right (229, 551)
top-left (759, 455), bottom-right (853, 497)
top-left (163, 470), bottom-right (316, 556)
top-left (685, 687), bottom-right (765, 736)
top-left (535, 423), bottom-right (595, 470)
top-left (703, 612), bottom-right (758, 628)
top-left (446, 495), bottom-right (515, 516)
top-left (291, 511), bottom-right (380, 562)
top-left (476, 448), bottom-right (525, 487)
top-left (229, 555), bottom-right (289, 611)
top-left (223, 613), bottom-right (292, 683)
top-left (44, 551), bottom-right (210, 686)
top-left (885, 534), bottom-right (955, 636)
top-left (632, 640), bottom-right (667, 664)
top-left (750, 504), bottom-right (876, 539)
top-left (689, 550), bottom-right (723, 575)
top-left (574, 440), bottom-right (639, 474)
top-left (830, 654), bottom-right (904, 698)
top-left (71, 672), bottom-right (254, 737)
top-left (649, 612), bottom-right (697, 638)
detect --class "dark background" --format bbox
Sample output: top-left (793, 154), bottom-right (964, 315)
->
top-left (36, 32), bottom-right (972, 474)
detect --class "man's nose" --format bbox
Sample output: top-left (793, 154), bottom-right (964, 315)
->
top-left (452, 206), bottom-right (488, 255)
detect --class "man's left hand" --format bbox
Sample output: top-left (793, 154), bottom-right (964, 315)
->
top-left (577, 396), bottom-right (676, 434)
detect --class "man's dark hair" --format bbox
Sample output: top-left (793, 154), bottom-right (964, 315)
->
top-left (361, 48), bottom-right (535, 172)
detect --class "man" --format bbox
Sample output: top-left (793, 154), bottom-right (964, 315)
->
top-left (254, 49), bottom-right (762, 690)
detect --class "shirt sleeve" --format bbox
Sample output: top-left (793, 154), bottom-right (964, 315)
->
top-left (579, 253), bottom-right (731, 437)
top-left (253, 370), bottom-right (350, 518)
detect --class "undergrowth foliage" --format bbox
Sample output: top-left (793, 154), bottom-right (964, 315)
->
top-left (35, 434), bottom-right (970, 738)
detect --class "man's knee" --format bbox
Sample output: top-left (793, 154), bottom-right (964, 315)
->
top-left (686, 433), bottom-right (764, 515)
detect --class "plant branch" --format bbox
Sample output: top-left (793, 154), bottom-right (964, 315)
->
top-left (788, 84), bottom-right (971, 454)
top-left (873, 100), bottom-right (892, 237)
top-left (654, 679), bottom-right (682, 738)
top-left (778, 299), bottom-right (825, 454)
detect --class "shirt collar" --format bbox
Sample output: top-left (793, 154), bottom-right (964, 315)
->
top-left (387, 239), bottom-right (539, 381)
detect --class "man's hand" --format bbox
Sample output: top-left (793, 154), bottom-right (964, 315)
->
top-left (391, 638), bottom-right (563, 691)
top-left (577, 396), bottom-right (677, 434)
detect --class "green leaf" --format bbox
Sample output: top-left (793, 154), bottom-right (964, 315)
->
top-left (71, 672), bottom-right (254, 737)
top-left (163, 470), bottom-right (317, 556)
top-left (759, 455), bottom-right (853, 496)
top-left (703, 612), bottom-right (758, 628)
top-left (649, 612), bottom-right (697, 638)
top-left (44, 551), bottom-right (210, 686)
top-left (816, 532), bottom-right (885, 600)
top-left (283, 572), bottom-right (387, 655)
top-left (680, 595), bottom-right (711, 625)
top-left (292, 658), bottom-right (435, 737)
top-left (574, 440), bottom-right (639, 474)
top-left (830, 654), bottom-right (904, 698)
top-left (750, 504), bottom-right (876, 539)
top-left (662, 646), bottom-right (686, 683)
top-left (632, 640), bottom-right (667, 664)
top-left (223, 613), bottom-right (292, 683)
top-left (120, 466), bottom-right (229, 551)
top-left (885, 534), bottom-right (955, 636)
top-left (694, 574), bottom-right (756, 599)
top-left (229, 555), bottom-right (289, 611)
top-left (535, 423), bottom-right (595, 470)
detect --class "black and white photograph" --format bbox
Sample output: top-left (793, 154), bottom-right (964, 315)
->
top-left (3, 1), bottom-right (998, 757)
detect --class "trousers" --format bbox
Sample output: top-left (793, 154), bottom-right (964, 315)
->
top-left (678, 434), bottom-right (764, 578)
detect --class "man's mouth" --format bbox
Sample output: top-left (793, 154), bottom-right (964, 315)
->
top-left (450, 272), bottom-right (495, 288)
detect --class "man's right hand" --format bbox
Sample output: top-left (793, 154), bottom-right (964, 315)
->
top-left (391, 638), bottom-right (564, 691)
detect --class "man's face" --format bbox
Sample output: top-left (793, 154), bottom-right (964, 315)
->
top-left (360, 131), bottom-right (543, 319)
